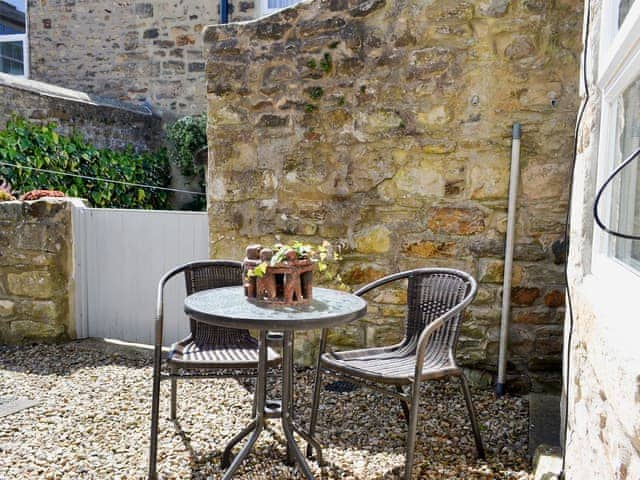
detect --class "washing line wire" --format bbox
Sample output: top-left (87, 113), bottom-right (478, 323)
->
top-left (0, 161), bottom-right (206, 196)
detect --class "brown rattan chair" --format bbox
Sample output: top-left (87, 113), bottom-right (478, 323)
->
top-left (307, 268), bottom-right (485, 480)
top-left (148, 260), bottom-right (281, 479)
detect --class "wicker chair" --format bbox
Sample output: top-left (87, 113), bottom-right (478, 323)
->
top-left (307, 268), bottom-right (485, 480)
top-left (148, 260), bottom-right (281, 480)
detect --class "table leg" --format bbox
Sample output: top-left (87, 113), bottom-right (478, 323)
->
top-left (281, 331), bottom-right (316, 480)
top-left (220, 330), bottom-right (322, 480)
top-left (220, 331), bottom-right (268, 480)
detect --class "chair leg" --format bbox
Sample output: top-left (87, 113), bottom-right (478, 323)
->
top-left (396, 385), bottom-right (410, 426)
top-left (148, 346), bottom-right (163, 480)
top-left (459, 374), bottom-right (485, 459)
top-left (306, 364), bottom-right (324, 459)
top-left (170, 376), bottom-right (177, 421)
top-left (404, 381), bottom-right (421, 480)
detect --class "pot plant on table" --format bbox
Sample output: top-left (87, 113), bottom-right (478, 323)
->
top-left (243, 241), bottom-right (336, 306)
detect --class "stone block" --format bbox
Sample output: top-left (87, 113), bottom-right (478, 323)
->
top-left (427, 206), bottom-right (486, 235)
top-left (402, 240), bottom-right (459, 258)
top-left (341, 264), bottom-right (389, 285)
top-left (16, 300), bottom-right (59, 323)
top-left (10, 320), bottom-right (65, 342)
top-left (134, 3), bottom-right (154, 18)
top-left (544, 290), bottom-right (565, 308)
top-left (0, 299), bottom-right (15, 317)
top-left (354, 225), bottom-right (391, 253)
top-left (7, 272), bottom-right (55, 299)
top-left (511, 286), bottom-right (541, 306)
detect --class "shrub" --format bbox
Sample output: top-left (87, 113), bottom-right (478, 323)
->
top-left (165, 115), bottom-right (207, 211)
top-left (0, 117), bottom-right (171, 209)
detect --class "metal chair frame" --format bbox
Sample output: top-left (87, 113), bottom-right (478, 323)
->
top-left (307, 268), bottom-right (485, 480)
top-left (148, 260), bottom-right (280, 480)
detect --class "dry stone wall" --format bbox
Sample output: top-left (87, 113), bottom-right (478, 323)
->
top-left (27, 0), bottom-right (257, 118)
top-left (205, 0), bottom-right (582, 391)
top-left (0, 198), bottom-right (77, 345)
top-left (0, 74), bottom-right (162, 152)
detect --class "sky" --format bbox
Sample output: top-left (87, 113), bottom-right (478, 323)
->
top-left (3, 0), bottom-right (25, 13)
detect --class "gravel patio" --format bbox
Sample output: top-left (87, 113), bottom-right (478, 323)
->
top-left (0, 340), bottom-right (531, 479)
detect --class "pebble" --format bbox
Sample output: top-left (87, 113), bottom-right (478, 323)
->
top-left (0, 341), bottom-right (532, 479)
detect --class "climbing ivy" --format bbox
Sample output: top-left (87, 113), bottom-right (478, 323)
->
top-left (0, 117), bottom-right (171, 209)
top-left (165, 115), bottom-right (207, 210)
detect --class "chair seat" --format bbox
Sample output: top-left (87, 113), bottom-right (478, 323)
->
top-left (168, 335), bottom-right (281, 369)
top-left (321, 345), bottom-right (461, 385)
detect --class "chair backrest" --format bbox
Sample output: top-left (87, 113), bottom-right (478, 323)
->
top-left (404, 269), bottom-right (475, 356)
top-left (184, 260), bottom-right (243, 295)
top-left (181, 260), bottom-right (246, 345)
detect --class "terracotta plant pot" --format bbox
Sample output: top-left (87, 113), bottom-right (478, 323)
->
top-left (243, 244), bottom-right (313, 306)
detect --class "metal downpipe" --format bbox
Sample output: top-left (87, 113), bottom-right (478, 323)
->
top-left (496, 123), bottom-right (521, 397)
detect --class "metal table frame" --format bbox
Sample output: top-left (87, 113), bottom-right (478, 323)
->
top-left (184, 286), bottom-right (367, 480)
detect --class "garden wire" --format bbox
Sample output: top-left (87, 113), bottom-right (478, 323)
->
top-left (0, 161), bottom-right (205, 197)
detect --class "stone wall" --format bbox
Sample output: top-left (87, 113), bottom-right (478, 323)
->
top-left (0, 74), bottom-right (162, 152)
top-left (204, 0), bottom-right (583, 391)
top-left (564, 0), bottom-right (640, 477)
top-left (0, 198), bottom-right (78, 345)
top-left (27, 0), bottom-right (257, 118)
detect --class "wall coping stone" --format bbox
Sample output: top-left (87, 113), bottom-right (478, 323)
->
top-left (0, 73), bottom-right (153, 116)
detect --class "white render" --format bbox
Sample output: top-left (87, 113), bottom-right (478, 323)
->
top-left (564, 1), bottom-right (640, 478)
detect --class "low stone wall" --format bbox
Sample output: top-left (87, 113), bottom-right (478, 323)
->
top-left (204, 0), bottom-right (583, 391)
top-left (0, 74), bottom-right (162, 152)
top-left (0, 198), bottom-right (77, 345)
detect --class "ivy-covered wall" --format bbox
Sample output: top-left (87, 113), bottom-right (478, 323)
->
top-left (204, 0), bottom-right (583, 392)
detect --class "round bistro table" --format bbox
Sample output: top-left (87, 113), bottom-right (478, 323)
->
top-left (184, 286), bottom-right (367, 480)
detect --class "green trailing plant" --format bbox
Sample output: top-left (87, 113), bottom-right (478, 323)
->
top-left (306, 58), bottom-right (317, 69)
top-left (308, 87), bottom-right (324, 100)
top-left (0, 117), bottom-right (171, 209)
top-left (320, 53), bottom-right (332, 73)
top-left (304, 104), bottom-right (317, 113)
top-left (247, 241), bottom-right (339, 278)
top-left (165, 115), bottom-right (207, 210)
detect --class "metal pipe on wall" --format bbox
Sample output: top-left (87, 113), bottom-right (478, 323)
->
top-left (496, 123), bottom-right (522, 397)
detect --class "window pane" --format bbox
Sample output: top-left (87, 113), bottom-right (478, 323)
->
top-left (619, 0), bottom-right (637, 27)
top-left (267, 0), bottom-right (298, 10)
top-left (612, 76), bottom-right (640, 267)
top-left (0, 40), bottom-right (23, 74)
top-left (0, 1), bottom-right (26, 35)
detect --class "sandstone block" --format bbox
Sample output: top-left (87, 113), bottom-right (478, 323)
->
top-left (354, 225), bottom-right (391, 253)
top-left (16, 300), bottom-right (59, 323)
top-left (7, 272), bottom-right (55, 299)
top-left (402, 240), bottom-right (459, 258)
top-left (427, 207), bottom-right (486, 235)
top-left (10, 320), bottom-right (65, 342)
top-left (341, 264), bottom-right (389, 285)
top-left (511, 286), bottom-right (541, 306)
top-left (0, 300), bottom-right (15, 317)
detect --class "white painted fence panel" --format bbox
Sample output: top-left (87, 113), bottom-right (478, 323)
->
top-left (73, 207), bottom-right (209, 345)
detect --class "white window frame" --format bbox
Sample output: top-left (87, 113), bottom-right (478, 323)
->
top-left (590, 0), bottom-right (640, 307)
top-left (0, 1), bottom-right (29, 78)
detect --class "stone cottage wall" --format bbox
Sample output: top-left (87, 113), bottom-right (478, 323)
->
top-left (27, 0), bottom-right (257, 118)
top-left (0, 74), bottom-right (162, 152)
top-left (564, 0), bottom-right (640, 477)
top-left (0, 198), bottom-right (78, 345)
top-left (204, 0), bottom-right (582, 391)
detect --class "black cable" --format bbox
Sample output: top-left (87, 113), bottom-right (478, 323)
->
top-left (593, 147), bottom-right (640, 240)
top-left (0, 160), bottom-right (205, 196)
top-left (560, 0), bottom-right (591, 477)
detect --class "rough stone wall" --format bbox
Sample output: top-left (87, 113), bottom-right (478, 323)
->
top-left (564, 0), bottom-right (640, 477)
top-left (0, 74), bottom-right (162, 152)
top-left (0, 199), bottom-right (77, 345)
top-left (205, 0), bottom-right (583, 391)
top-left (27, 0), bottom-right (257, 118)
